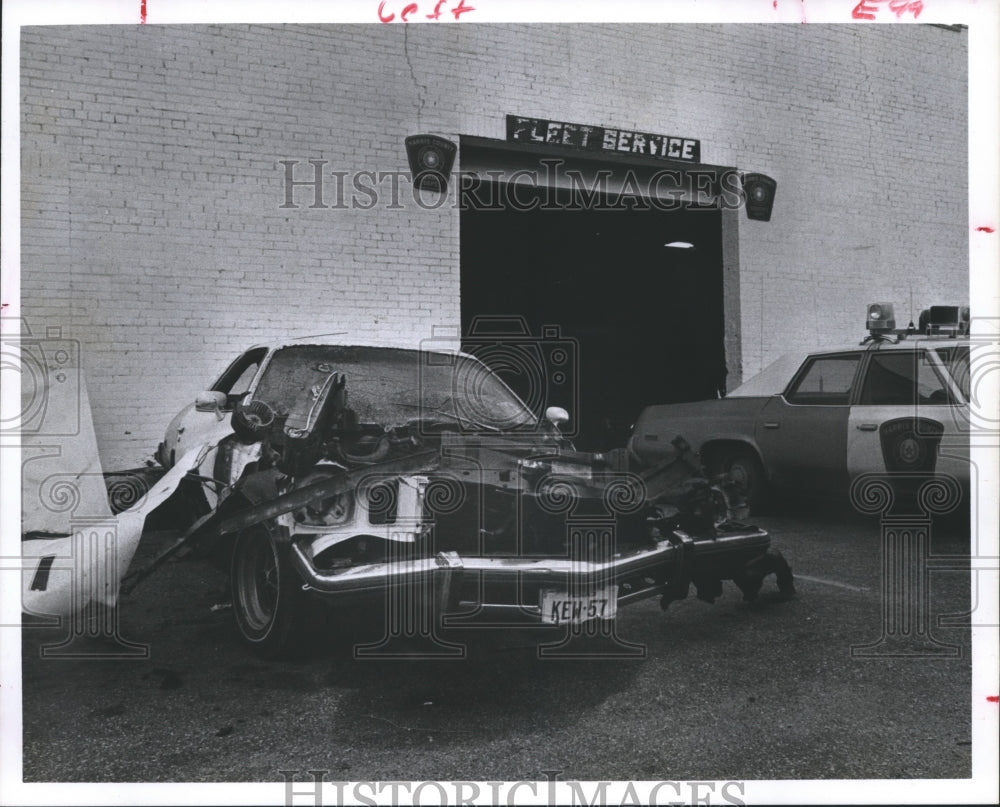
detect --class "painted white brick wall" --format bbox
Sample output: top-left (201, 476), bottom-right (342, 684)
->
top-left (20, 24), bottom-right (967, 468)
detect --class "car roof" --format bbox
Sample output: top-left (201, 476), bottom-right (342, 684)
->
top-left (811, 334), bottom-right (974, 353)
top-left (244, 336), bottom-right (478, 361)
top-left (860, 334), bottom-right (973, 348)
top-left (786, 332), bottom-right (974, 359)
top-left (728, 334), bottom-right (971, 398)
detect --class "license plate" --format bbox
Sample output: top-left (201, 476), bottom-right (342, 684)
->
top-left (540, 587), bottom-right (617, 625)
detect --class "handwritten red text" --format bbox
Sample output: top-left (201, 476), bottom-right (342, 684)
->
top-left (852, 0), bottom-right (923, 20)
top-left (378, 0), bottom-right (474, 23)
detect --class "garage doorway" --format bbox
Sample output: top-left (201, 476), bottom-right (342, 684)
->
top-left (460, 171), bottom-right (727, 452)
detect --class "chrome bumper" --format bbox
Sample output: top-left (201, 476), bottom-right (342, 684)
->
top-left (289, 528), bottom-right (771, 615)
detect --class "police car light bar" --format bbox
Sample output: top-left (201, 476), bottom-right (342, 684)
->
top-left (866, 302), bottom-right (896, 333)
top-left (919, 305), bottom-right (970, 335)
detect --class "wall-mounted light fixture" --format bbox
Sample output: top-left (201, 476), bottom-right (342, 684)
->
top-left (405, 134), bottom-right (457, 193)
top-left (743, 173), bottom-right (777, 221)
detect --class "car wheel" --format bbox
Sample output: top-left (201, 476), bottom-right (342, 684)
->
top-left (724, 450), bottom-right (770, 514)
top-left (231, 526), bottom-right (311, 659)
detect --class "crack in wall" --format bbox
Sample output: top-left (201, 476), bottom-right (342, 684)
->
top-left (403, 25), bottom-right (428, 130)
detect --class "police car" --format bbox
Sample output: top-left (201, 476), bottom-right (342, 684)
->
top-left (627, 304), bottom-right (972, 511)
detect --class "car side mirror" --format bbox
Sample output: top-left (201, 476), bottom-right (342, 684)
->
top-left (194, 390), bottom-right (228, 412)
top-left (545, 406), bottom-right (570, 429)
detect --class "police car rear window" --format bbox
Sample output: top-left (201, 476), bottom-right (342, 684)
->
top-left (858, 351), bottom-right (955, 406)
top-left (934, 346), bottom-right (970, 400)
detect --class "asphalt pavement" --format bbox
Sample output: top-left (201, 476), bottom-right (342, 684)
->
top-left (19, 505), bottom-right (973, 783)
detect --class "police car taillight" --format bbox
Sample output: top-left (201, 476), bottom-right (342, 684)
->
top-left (866, 302), bottom-right (896, 333)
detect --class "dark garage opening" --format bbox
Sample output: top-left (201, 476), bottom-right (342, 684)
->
top-left (461, 179), bottom-right (726, 451)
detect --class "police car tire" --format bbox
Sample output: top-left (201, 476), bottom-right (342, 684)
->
top-left (725, 450), bottom-right (770, 514)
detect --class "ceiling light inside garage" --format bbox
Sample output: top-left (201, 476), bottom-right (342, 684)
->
top-left (663, 241), bottom-right (695, 249)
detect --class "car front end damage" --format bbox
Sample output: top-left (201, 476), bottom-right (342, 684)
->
top-left (197, 431), bottom-right (792, 656)
top-left (267, 441), bottom-right (785, 622)
top-left (127, 345), bottom-right (793, 656)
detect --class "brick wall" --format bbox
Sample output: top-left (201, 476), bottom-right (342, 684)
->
top-left (20, 24), bottom-right (968, 468)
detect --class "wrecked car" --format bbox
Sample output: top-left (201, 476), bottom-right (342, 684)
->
top-left (136, 341), bottom-right (793, 657)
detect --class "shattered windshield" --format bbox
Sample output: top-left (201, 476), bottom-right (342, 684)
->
top-left (249, 345), bottom-right (537, 431)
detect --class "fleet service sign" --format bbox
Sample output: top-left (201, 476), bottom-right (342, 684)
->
top-left (506, 115), bottom-right (701, 163)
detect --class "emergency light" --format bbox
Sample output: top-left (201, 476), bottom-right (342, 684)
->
top-left (866, 302), bottom-right (896, 333)
top-left (919, 305), bottom-right (970, 335)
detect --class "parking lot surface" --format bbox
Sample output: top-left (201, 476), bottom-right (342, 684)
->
top-left (20, 506), bottom-right (973, 782)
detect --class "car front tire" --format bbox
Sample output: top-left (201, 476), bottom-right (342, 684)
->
top-left (724, 450), bottom-right (771, 514)
top-left (231, 525), bottom-right (313, 659)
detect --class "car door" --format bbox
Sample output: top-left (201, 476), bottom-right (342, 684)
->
top-left (928, 344), bottom-right (972, 480)
top-left (847, 347), bottom-right (969, 486)
top-left (754, 352), bottom-right (863, 492)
